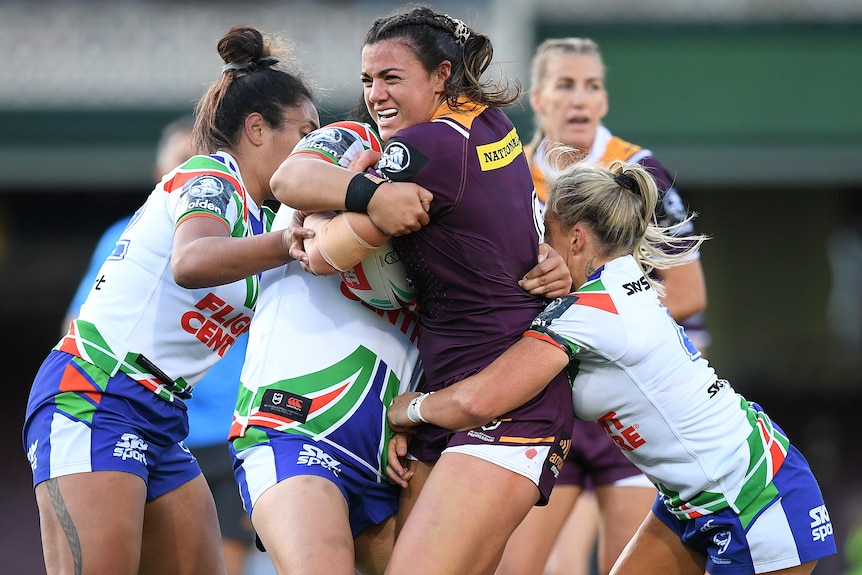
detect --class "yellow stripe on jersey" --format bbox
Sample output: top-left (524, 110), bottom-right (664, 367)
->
top-left (477, 127), bottom-right (523, 172)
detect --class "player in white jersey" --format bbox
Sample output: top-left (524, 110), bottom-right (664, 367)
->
top-left (229, 121), bottom-right (422, 575)
top-left (513, 37), bottom-right (709, 575)
top-left (389, 160), bottom-right (836, 575)
top-left (21, 26), bottom-right (324, 575)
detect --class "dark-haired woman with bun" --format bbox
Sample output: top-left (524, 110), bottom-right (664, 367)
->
top-left (22, 26), bottom-right (321, 574)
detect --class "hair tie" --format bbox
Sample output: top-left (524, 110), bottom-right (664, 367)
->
top-left (221, 56), bottom-right (280, 78)
top-left (444, 14), bottom-right (471, 46)
top-left (613, 173), bottom-right (640, 195)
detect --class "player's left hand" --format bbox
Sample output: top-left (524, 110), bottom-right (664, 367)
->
top-left (284, 210), bottom-right (315, 268)
top-left (519, 243), bottom-right (572, 299)
top-left (385, 432), bottom-right (415, 488)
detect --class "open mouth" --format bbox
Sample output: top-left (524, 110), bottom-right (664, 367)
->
top-left (377, 108), bottom-right (398, 122)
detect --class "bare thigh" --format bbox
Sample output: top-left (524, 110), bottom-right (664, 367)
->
top-left (252, 475), bottom-right (355, 575)
top-left (386, 452), bottom-right (540, 575)
top-left (139, 473), bottom-right (226, 575)
top-left (544, 489), bottom-right (600, 575)
top-left (354, 513), bottom-right (397, 575)
top-left (36, 471), bottom-right (147, 575)
top-left (394, 457), bottom-right (433, 536)
top-left (495, 484), bottom-right (583, 575)
top-left (610, 510), bottom-right (704, 575)
top-left (594, 485), bottom-right (656, 575)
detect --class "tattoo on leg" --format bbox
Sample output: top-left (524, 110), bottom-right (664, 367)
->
top-left (47, 478), bottom-right (83, 575)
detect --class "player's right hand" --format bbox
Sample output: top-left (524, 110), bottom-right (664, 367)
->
top-left (367, 183), bottom-right (432, 236)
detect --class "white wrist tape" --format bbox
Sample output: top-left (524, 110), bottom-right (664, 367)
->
top-left (406, 392), bottom-right (433, 424)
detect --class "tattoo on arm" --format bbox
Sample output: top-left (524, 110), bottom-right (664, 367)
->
top-left (46, 478), bottom-right (83, 575)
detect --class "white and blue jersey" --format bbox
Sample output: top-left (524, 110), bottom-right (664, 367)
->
top-left (24, 151), bottom-right (268, 495)
top-left (229, 122), bottom-right (422, 535)
top-left (60, 152), bottom-right (267, 400)
top-left (524, 254), bottom-right (836, 571)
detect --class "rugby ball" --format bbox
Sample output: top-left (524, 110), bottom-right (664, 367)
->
top-left (340, 240), bottom-right (415, 310)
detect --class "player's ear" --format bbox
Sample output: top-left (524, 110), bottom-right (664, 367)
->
top-left (529, 87), bottom-right (544, 116)
top-left (433, 61), bottom-right (451, 93)
top-left (570, 224), bottom-right (585, 253)
top-left (244, 112), bottom-right (266, 146)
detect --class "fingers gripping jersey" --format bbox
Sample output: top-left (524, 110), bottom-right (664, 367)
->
top-left (59, 152), bottom-right (267, 401)
top-left (525, 256), bottom-right (789, 519)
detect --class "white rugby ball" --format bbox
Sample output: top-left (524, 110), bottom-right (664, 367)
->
top-left (340, 240), bottom-right (415, 310)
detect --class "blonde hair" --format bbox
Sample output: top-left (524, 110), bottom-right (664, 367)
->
top-left (546, 160), bottom-right (706, 296)
top-left (528, 37), bottom-right (604, 150)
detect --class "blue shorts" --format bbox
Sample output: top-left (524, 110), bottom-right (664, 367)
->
top-left (23, 350), bottom-right (201, 500)
top-left (231, 429), bottom-right (399, 537)
top-left (653, 444), bottom-right (837, 574)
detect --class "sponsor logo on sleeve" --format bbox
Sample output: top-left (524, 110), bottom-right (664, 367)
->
top-left (379, 142), bottom-right (410, 172)
top-left (531, 296), bottom-right (576, 329)
top-left (378, 140), bottom-right (427, 181)
top-left (294, 127), bottom-right (357, 165)
top-left (181, 175), bottom-right (234, 217)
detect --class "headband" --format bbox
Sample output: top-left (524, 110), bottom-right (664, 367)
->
top-left (444, 14), bottom-right (471, 46)
top-left (221, 56), bottom-right (280, 78)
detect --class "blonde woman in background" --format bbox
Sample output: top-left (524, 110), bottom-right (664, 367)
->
top-left (498, 37), bottom-right (710, 575)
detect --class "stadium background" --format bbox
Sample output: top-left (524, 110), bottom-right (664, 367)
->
top-left (1, 1), bottom-right (859, 573)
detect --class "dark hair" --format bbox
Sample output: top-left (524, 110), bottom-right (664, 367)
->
top-left (364, 5), bottom-right (519, 109)
top-left (347, 92), bottom-right (377, 126)
top-left (194, 26), bottom-right (314, 154)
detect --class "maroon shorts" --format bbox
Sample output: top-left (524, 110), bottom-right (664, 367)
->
top-left (408, 370), bottom-right (574, 505)
top-left (555, 417), bottom-right (644, 488)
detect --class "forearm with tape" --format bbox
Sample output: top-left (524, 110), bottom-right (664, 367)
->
top-left (317, 214), bottom-right (381, 272)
